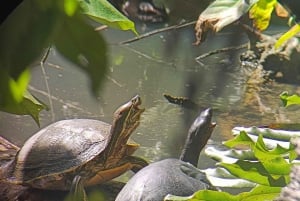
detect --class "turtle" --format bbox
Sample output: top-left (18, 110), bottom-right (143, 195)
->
top-left (2, 95), bottom-right (148, 199)
top-left (115, 108), bottom-right (216, 201)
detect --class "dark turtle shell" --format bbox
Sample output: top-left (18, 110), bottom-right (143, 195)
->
top-left (9, 119), bottom-right (111, 189)
top-left (115, 108), bottom-right (215, 201)
top-left (115, 158), bottom-right (211, 201)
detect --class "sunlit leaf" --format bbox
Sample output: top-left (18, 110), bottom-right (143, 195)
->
top-left (253, 136), bottom-right (292, 175)
top-left (194, 0), bottom-right (258, 45)
top-left (164, 190), bottom-right (238, 201)
top-left (205, 146), bottom-right (255, 163)
top-left (224, 131), bottom-right (254, 148)
top-left (64, 0), bottom-right (79, 16)
top-left (275, 24), bottom-right (300, 49)
top-left (164, 185), bottom-right (280, 201)
top-left (1, 90), bottom-right (48, 127)
top-left (8, 68), bottom-right (31, 103)
top-left (280, 91), bottom-right (300, 107)
top-left (255, 134), bottom-right (286, 155)
top-left (78, 0), bottom-right (137, 34)
top-left (54, 14), bottom-right (107, 95)
top-left (220, 160), bottom-right (289, 186)
top-left (249, 0), bottom-right (277, 31)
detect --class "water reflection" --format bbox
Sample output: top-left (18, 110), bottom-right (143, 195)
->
top-left (1, 20), bottom-right (300, 161)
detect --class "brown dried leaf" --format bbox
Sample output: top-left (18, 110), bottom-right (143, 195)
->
top-left (194, 18), bottom-right (219, 45)
top-left (194, 0), bottom-right (257, 45)
top-left (275, 3), bottom-right (289, 18)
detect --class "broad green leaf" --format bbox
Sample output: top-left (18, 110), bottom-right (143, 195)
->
top-left (0, 0), bottom-right (59, 79)
top-left (78, 0), bottom-right (137, 34)
top-left (261, 157), bottom-right (292, 176)
top-left (0, 69), bottom-right (48, 126)
top-left (220, 160), bottom-right (289, 186)
top-left (250, 185), bottom-right (280, 200)
top-left (54, 14), bottom-right (107, 95)
top-left (249, 0), bottom-right (277, 31)
top-left (254, 134), bottom-right (292, 155)
top-left (224, 131), bottom-right (254, 148)
top-left (1, 91), bottom-right (49, 127)
top-left (253, 137), bottom-right (294, 174)
top-left (232, 127), bottom-right (297, 149)
top-left (254, 136), bottom-right (290, 165)
top-left (205, 146), bottom-right (256, 163)
top-left (8, 68), bottom-right (31, 103)
top-left (164, 190), bottom-right (238, 201)
top-left (280, 91), bottom-right (300, 107)
top-left (164, 185), bottom-right (280, 201)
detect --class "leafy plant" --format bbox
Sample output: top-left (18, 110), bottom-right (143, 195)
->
top-left (280, 91), bottom-right (300, 107)
top-left (165, 185), bottom-right (281, 201)
top-left (164, 127), bottom-right (299, 201)
top-left (0, 0), bottom-right (136, 125)
top-left (194, 0), bottom-right (300, 47)
top-left (194, 0), bottom-right (258, 45)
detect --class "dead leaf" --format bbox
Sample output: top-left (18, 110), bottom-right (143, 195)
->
top-left (275, 3), bottom-right (289, 18)
top-left (194, 0), bottom-right (256, 45)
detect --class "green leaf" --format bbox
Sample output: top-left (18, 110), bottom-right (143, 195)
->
top-left (224, 131), bottom-right (255, 148)
top-left (8, 68), bottom-right (31, 103)
top-left (78, 0), bottom-right (137, 34)
top-left (1, 90), bottom-right (49, 127)
top-left (54, 14), bottom-right (108, 95)
top-left (64, 0), bottom-right (79, 16)
top-left (275, 24), bottom-right (300, 49)
top-left (164, 185), bottom-right (280, 201)
top-left (219, 160), bottom-right (289, 186)
top-left (254, 134), bottom-right (289, 155)
top-left (164, 190), bottom-right (238, 201)
top-left (249, 0), bottom-right (277, 31)
top-left (205, 146), bottom-right (256, 163)
top-left (0, 0), bottom-right (59, 79)
top-left (280, 91), bottom-right (300, 107)
top-left (0, 68), bottom-right (48, 126)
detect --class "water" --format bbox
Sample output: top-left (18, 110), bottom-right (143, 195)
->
top-left (1, 1), bottom-right (300, 198)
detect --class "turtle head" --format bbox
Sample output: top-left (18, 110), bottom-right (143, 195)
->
top-left (180, 108), bottom-right (216, 166)
top-left (111, 95), bottom-right (145, 144)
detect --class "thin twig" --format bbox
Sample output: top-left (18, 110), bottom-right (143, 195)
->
top-left (119, 20), bottom-right (196, 45)
top-left (40, 46), bottom-right (56, 122)
top-left (122, 45), bottom-right (174, 66)
top-left (105, 75), bottom-right (124, 87)
top-left (41, 46), bottom-right (51, 63)
top-left (195, 43), bottom-right (248, 64)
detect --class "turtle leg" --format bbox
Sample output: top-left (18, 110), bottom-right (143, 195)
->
top-left (126, 156), bottom-right (148, 172)
top-left (67, 175), bottom-right (88, 201)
